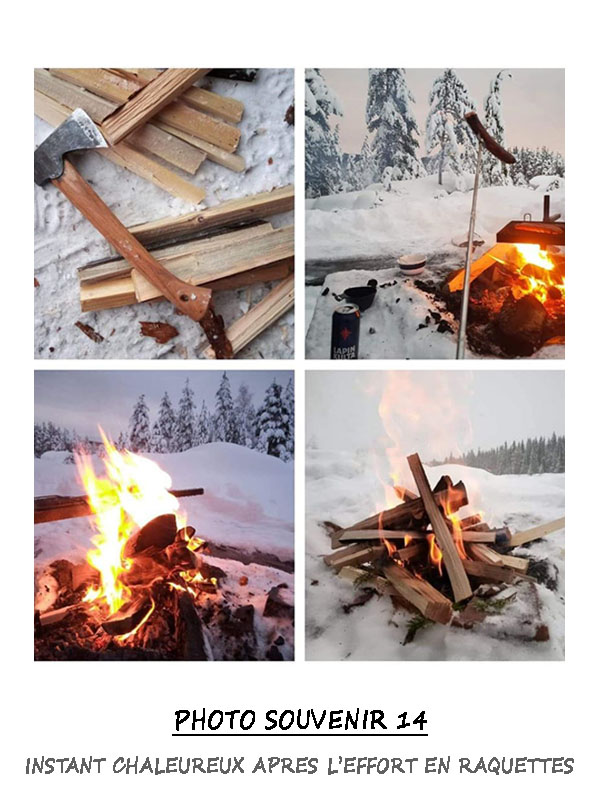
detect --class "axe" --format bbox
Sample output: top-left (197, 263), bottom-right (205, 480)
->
top-left (456, 111), bottom-right (515, 359)
top-left (34, 108), bottom-right (233, 358)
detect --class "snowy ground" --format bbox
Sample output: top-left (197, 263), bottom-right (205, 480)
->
top-left (34, 69), bottom-right (294, 360)
top-left (305, 175), bottom-right (564, 359)
top-left (306, 453), bottom-right (564, 661)
top-left (35, 443), bottom-right (294, 658)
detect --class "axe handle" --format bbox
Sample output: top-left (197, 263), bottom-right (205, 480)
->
top-left (465, 112), bottom-right (516, 164)
top-left (53, 160), bottom-right (212, 322)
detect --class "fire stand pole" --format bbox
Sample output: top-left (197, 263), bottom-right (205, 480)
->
top-left (456, 139), bottom-right (483, 359)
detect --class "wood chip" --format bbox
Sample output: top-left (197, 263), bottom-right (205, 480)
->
top-left (74, 321), bottom-right (104, 343)
top-left (139, 321), bottom-right (179, 344)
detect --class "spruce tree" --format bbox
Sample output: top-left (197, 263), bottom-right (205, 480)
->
top-left (482, 70), bottom-right (513, 186)
top-left (195, 400), bottom-right (211, 445)
top-left (255, 380), bottom-right (292, 461)
top-left (151, 391), bottom-right (176, 453)
top-left (174, 380), bottom-right (197, 452)
top-left (305, 69), bottom-right (344, 197)
top-left (128, 394), bottom-right (151, 452)
top-left (234, 383), bottom-right (257, 448)
top-left (366, 68), bottom-right (423, 186)
top-left (213, 372), bottom-right (238, 444)
top-left (425, 69), bottom-right (476, 185)
top-left (283, 378), bottom-right (295, 460)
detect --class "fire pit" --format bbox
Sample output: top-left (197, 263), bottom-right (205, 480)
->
top-left (443, 195), bottom-right (565, 357)
top-left (34, 435), bottom-right (293, 661)
top-left (321, 452), bottom-right (564, 640)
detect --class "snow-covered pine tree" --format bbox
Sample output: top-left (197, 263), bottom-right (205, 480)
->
top-left (255, 380), bottom-right (292, 461)
top-left (150, 391), bottom-right (177, 453)
top-left (212, 372), bottom-right (238, 444)
top-left (234, 382), bottom-right (257, 448)
top-left (366, 68), bottom-right (423, 187)
top-left (305, 69), bottom-right (344, 198)
top-left (425, 69), bottom-right (476, 185)
top-left (195, 400), bottom-right (211, 446)
top-left (116, 431), bottom-right (128, 451)
top-left (128, 394), bottom-right (151, 452)
top-left (482, 70), bottom-right (513, 186)
top-left (174, 380), bottom-right (197, 452)
top-left (283, 378), bottom-right (295, 460)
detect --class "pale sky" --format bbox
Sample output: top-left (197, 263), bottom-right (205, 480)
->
top-left (35, 370), bottom-right (293, 440)
top-left (306, 370), bottom-right (564, 461)
top-left (321, 68), bottom-right (565, 156)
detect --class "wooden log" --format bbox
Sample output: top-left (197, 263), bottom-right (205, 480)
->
top-left (338, 526), bottom-right (510, 545)
top-left (496, 554), bottom-right (529, 574)
top-left (462, 560), bottom-right (520, 585)
top-left (102, 593), bottom-right (153, 636)
top-left (34, 488), bottom-right (204, 524)
top-left (383, 563), bottom-right (453, 624)
top-left (509, 517), bottom-right (565, 548)
top-left (128, 185), bottom-right (294, 247)
top-left (203, 259), bottom-right (292, 293)
top-left (202, 276), bottom-right (294, 359)
top-left (34, 91), bottom-right (205, 202)
top-left (324, 542), bottom-right (385, 569)
top-left (157, 122), bottom-right (245, 171)
top-left (407, 453), bottom-right (471, 603)
top-left (468, 542), bottom-right (529, 574)
top-left (496, 294), bottom-right (549, 358)
top-left (175, 592), bottom-right (210, 660)
top-left (342, 479), bottom-right (468, 535)
top-left (125, 125), bottom-right (206, 174)
top-left (156, 104), bottom-right (240, 152)
top-left (37, 603), bottom-right (83, 627)
top-left (182, 86), bottom-right (244, 123)
top-left (338, 566), bottom-right (395, 596)
top-left (101, 69), bottom-right (209, 144)
top-left (459, 514), bottom-right (483, 529)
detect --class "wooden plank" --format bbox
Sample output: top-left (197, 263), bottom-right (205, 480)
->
top-left (126, 124), bottom-right (206, 174)
top-left (407, 453), bottom-right (471, 602)
top-left (338, 527), bottom-right (510, 545)
top-left (202, 276), bottom-right (294, 359)
top-left (462, 560), bottom-right (520, 584)
top-left (509, 517), bottom-right (565, 548)
top-left (79, 223), bottom-right (275, 284)
top-left (157, 103), bottom-right (240, 152)
top-left (383, 563), bottom-right (453, 624)
top-left (102, 69), bottom-right (210, 144)
top-left (34, 91), bottom-right (206, 202)
top-left (324, 543), bottom-right (385, 570)
top-left (34, 69), bottom-right (117, 122)
top-left (48, 68), bottom-right (143, 103)
top-left (204, 259), bottom-right (292, 292)
top-left (466, 543), bottom-right (503, 565)
top-left (446, 243), bottom-right (517, 292)
top-left (79, 228), bottom-right (293, 312)
top-left (129, 185), bottom-right (294, 247)
top-left (132, 227), bottom-right (293, 302)
top-left (125, 68), bottom-right (245, 123)
top-left (338, 566), bottom-right (394, 597)
top-left (157, 122), bottom-right (245, 171)
top-left (496, 554), bottom-right (529, 574)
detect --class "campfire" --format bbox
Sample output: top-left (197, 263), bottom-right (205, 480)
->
top-left (442, 195), bottom-right (565, 357)
top-left (322, 452), bottom-right (564, 639)
top-left (34, 433), bottom-right (293, 660)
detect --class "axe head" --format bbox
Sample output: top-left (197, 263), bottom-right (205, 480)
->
top-left (34, 108), bottom-right (107, 186)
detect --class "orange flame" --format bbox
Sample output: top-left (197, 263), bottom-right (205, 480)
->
top-left (512, 244), bottom-right (565, 306)
top-left (426, 534), bottom-right (443, 575)
top-left (76, 428), bottom-right (185, 615)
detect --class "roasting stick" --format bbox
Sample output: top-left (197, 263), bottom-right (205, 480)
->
top-left (456, 112), bottom-right (516, 359)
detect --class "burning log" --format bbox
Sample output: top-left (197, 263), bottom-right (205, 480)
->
top-left (382, 564), bottom-right (452, 624)
top-left (462, 560), bottom-right (520, 585)
top-left (175, 592), bottom-right (211, 660)
top-left (407, 454), bottom-right (471, 602)
top-left (340, 478), bottom-right (468, 535)
top-left (34, 488), bottom-right (204, 524)
top-left (324, 541), bottom-right (424, 571)
top-left (339, 526), bottom-right (510, 545)
top-left (102, 592), bottom-right (154, 636)
top-left (467, 544), bottom-right (529, 574)
top-left (123, 513), bottom-right (178, 557)
top-left (495, 293), bottom-right (549, 357)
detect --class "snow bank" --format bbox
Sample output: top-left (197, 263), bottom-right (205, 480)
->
top-left (34, 443), bottom-right (294, 566)
top-left (306, 174), bottom-right (564, 262)
top-left (306, 453), bottom-right (564, 661)
top-left (34, 69), bottom-right (295, 360)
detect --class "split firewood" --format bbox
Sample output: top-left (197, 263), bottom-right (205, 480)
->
top-left (324, 541), bottom-right (424, 571)
top-left (338, 526), bottom-right (510, 545)
top-left (462, 560), bottom-right (522, 585)
top-left (467, 543), bottom-right (529, 574)
top-left (407, 454), bottom-right (471, 603)
top-left (382, 564), bottom-right (453, 624)
top-left (37, 603), bottom-right (83, 627)
top-left (340, 479), bottom-right (468, 535)
top-left (202, 276), bottom-right (294, 359)
top-left (509, 517), bottom-right (565, 548)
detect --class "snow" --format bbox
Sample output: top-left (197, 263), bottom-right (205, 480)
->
top-left (34, 443), bottom-right (294, 568)
top-left (305, 175), bottom-right (565, 359)
top-left (306, 454), bottom-right (564, 661)
top-left (34, 69), bottom-right (294, 360)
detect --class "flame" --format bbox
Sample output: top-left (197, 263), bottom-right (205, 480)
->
top-left (511, 245), bottom-right (565, 306)
top-left (76, 428), bottom-right (185, 615)
top-left (426, 534), bottom-right (443, 575)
